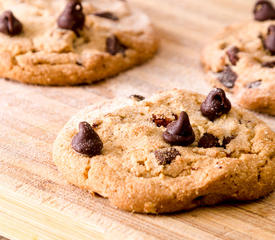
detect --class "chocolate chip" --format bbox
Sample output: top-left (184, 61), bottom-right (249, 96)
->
top-left (247, 80), bottom-right (262, 88)
top-left (253, 0), bottom-right (275, 21)
top-left (262, 61), bottom-right (275, 67)
top-left (154, 147), bottom-right (180, 165)
top-left (216, 66), bottom-right (237, 88)
top-left (200, 88), bottom-right (231, 121)
top-left (0, 11), bottom-right (23, 36)
top-left (57, 0), bottom-right (85, 33)
top-left (198, 133), bottom-right (219, 148)
top-left (93, 11), bottom-right (119, 21)
top-left (72, 122), bottom-right (103, 157)
top-left (226, 46), bottom-right (240, 65)
top-left (163, 111), bottom-right (195, 146)
top-left (106, 35), bottom-right (127, 55)
top-left (264, 25), bottom-right (275, 55)
top-left (222, 136), bottom-right (235, 148)
top-left (152, 114), bottom-right (175, 127)
top-left (129, 94), bottom-right (145, 101)
top-left (76, 61), bottom-right (83, 66)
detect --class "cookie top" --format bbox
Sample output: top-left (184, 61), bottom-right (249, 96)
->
top-left (0, 0), bottom-right (157, 85)
top-left (202, 1), bottom-right (275, 115)
top-left (53, 89), bottom-right (275, 213)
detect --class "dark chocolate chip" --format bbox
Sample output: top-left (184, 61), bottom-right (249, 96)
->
top-left (76, 61), bottom-right (83, 66)
top-left (106, 35), bottom-right (127, 55)
top-left (247, 80), bottom-right (262, 88)
top-left (253, 0), bottom-right (275, 21)
top-left (152, 114), bottom-right (175, 127)
top-left (154, 147), bottom-right (180, 165)
top-left (57, 0), bottom-right (85, 33)
top-left (163, 111), bottom-right (195, 146)
top-left (129, 94), bottom-right (145, 101)
top-left (226, 46), bottom-right (240, 65)
top-left (0, 10), bottom-right (23, 36)
top-left (72, 122), bottom-right (103, 157)
top-left (200, 88), bottom-right (231, 121)
top-left (216, 66), bottom-right (238, 88)
top-left (222, 136), bottom-right (235, 148)
top-left (93, 11), bottom-right (119, 21)
top-left (262, 61), bottom-right (275, 67)
top-left (264, 25), bottom-right (275, 55)
top-left (198, 133), bottom-right (219, 148)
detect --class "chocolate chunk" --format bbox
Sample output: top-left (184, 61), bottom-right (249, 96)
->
top-left (163, 111), bottom-right (195, 146)
top-left (129, 94), bottom-right (145, 101)
top-left (262, 61), bottom-right (275, 67)
top-left (226, 46), bottom-right (240, 65)
top-left (247, 80), bottom-right (262, 88)
top-left (57, 0), bottom-right (85, 33)
top-left (72, 122), bottom-right (103, 157)
top-left (253, 0), bottom-right (275, 21)
top-left (264, 25), bottom-right (275, 55)
top-left (0, 11), bottom-right (23, 36)
top-left (222, 136), bottom-right (235, 148)
top-left (216, 66), bottom-right (237, 88)
top-left (200, 88), bottom-right (231, 121)
top-left (106, 35), bottom-right (127, 55)
top-left (152, 114), bottom-right (175, 127)
top-left (198, 133), bottom-right (219, 148)
top-left (154, 148), bottom-right (180, 165)
top-left (76, 61), bottom-right (83, 66)
top-left (93, 11), bottom-right (119, 21)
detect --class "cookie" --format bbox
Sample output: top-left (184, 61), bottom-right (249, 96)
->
top-left (0, 0), bottom-right (158, 85)
top-left (201, 0), bottom-right (275, 115)
top-left (53, 89), bottom-right (275, 213)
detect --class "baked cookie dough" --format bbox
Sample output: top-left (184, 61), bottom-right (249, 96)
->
top-left (0, 0), bottom-right (158, 85)
top-left (53, 89), bottom-right (275, 213)
top-left (201, 0), bottom-right (275, 115)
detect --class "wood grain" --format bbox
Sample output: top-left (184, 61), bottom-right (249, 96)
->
top-left (0, 0), bottom-right (274, 240)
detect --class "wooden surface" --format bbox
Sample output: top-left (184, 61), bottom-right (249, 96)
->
top-left (0, 0), bottom-right (275, 239)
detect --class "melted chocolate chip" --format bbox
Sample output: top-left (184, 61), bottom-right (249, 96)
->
top-left (262, 61), bottom-right (275, 67)
top-left (264, 25), bottom-right (275, 55)
top-left (198, 133), bottom-right (219, 148)
top-left (163, 111), bottom-right (195, 146)
top-left (247, 80), bottom-right (262, 88)
top-left (93, 11), bottom-right (119, 21)
top-left (226, 46), bottom-right (240, 65)
top-left (154, 148), bottom-right (180, 165)
top-left (253, 0), bottom-right (275, 21)
top-left (0, 11), bottom-right (23, 36)
top-left (72, 122), bottom-right (103, 157)
top-left (106, 35), bottom-right (127, 55)
top-left (57, 0), bottom-right (85, 33)
top-left (222, 136), bottom-right (235, 148)
top-left (76, 61), bottom-right (83, 66)
top-left (129, 94), bottom-right (145, 101)
top-left (216, 66), bottom-right (237, 88)
top-left (152, 114), bottom-right (175, 127)
top-left (200, 88), bottom-right (231, 121)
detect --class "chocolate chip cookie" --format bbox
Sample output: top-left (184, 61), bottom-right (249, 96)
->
top-left (53, 89), bottom-right (275, 213)
top-left (201, 0), bottom-right (275, 115)
top-left (0, 0), bottom-right (158, 85)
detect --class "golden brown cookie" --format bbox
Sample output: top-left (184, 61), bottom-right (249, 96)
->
top-left (0, 0), bottom-right (158, 85)
top-left (201, 0), bottom-right (275, 115)
top-left (53, 89), bottom-right (275, 213)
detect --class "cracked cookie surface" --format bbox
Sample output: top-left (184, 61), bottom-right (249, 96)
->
top-left (201, 20), bottom-right (275, 115)
top-left (0, 0), bottom-right (157, 85)
top-left (53, 89), bottom-right (275, 213)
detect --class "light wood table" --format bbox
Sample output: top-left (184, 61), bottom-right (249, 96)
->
top-left (0, 0), bottom-right (274, 239)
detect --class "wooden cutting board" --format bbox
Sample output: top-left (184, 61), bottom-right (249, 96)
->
top-left (0, 0), bottom-right (274, 239)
